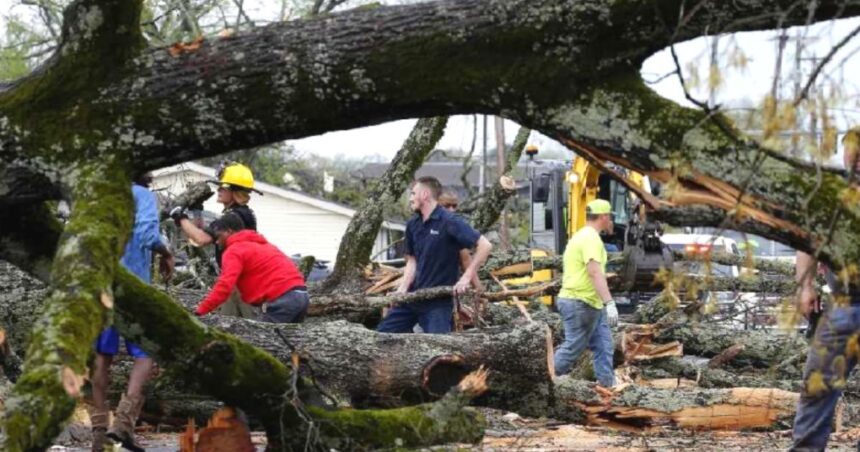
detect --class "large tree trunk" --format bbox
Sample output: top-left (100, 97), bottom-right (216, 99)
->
top-left (4, 0), bottom-right (859, 275)
top-left (205, 317), bottom-right (557, 415)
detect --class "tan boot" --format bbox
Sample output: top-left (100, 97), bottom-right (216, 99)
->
top-left (106, 393), bottom-right (145, 452)
top-left (90, 408), bottom-right (109, 452)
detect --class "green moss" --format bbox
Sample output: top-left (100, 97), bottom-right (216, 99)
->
top-left (0, 0), bottom-right (146, 166)
top-left (310, 403), bottom-right (484, 450)
top-left (3, 164), bottom-right (133, 451)
top-left (113, 270), bottom-right (486, 449)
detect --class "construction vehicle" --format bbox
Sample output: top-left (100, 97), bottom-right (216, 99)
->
top-left (518, 149), bottom-right (673, 309)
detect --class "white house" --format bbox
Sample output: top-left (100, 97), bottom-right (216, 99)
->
top-left (151, 162), bottom-right (405, 263)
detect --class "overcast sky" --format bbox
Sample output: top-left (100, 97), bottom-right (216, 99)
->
top-left (2, 1), bottom-right (859, 166)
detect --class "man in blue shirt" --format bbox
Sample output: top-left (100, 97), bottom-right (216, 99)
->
top-left (378, 176), bottom-right (492, 334)
top-left (91, 173), bottom-right (174, 452)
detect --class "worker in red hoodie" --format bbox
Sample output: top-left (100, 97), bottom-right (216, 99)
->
top-left (195, 212), bottom-right (309, 323)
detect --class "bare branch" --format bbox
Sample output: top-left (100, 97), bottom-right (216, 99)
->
top-left (793, 22), bottom-right (860, 107)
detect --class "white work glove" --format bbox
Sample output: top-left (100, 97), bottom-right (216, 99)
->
top-left (605, 300), bottom-right (619, 327)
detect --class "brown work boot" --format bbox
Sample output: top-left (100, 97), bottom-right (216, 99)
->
top-left (90, 408), bottom-right (109, 452)
top-left (106, 393), bottom-right (145, 452)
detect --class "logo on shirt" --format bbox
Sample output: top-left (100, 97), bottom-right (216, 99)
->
top-left (429, 229), bottom-right (440, 235)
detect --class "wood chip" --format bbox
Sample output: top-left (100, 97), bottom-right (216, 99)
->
top-left (62, 367), bottom-right (86, 398)
top-left (168, 36), bottom-right (205, 57)
top-left (100, 291), bottom-right (114, 309)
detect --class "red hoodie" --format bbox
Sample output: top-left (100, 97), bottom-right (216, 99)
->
top-left (196, 230), bottom-right (306, 315)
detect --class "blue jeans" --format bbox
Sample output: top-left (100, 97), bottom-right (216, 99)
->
top-left (791, 304), bottom-right (860, 451)
top-left (554, 298), bottom-right (615, 387)
top-left (377, 299), bottom-right (453, 334)
top-left (261, 289), bottom-right (309, 324)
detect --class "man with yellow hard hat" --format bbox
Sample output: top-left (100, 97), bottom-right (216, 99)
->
top-left (553, 198), bottom-right (617, 387)
top-left (170, 161), bottom-right (260, 317)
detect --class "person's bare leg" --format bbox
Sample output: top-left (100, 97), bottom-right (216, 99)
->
top-left (126, 357), bottom-right (153, 398)
top-left (90, 354), bottom-right (112, 452)
top-left (107, 357), bottom-right (152, 452)
top-left (92, 353), bottom-right (113, 410)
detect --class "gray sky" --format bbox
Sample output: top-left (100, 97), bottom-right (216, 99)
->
top-left (2, 1), bottom-right (859, 166)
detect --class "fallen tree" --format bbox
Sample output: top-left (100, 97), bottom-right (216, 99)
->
top-left (3, 0), bottom-right (860, 447)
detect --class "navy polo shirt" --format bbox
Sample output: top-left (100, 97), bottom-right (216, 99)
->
top-left (405, 205), bottom-right (481, 300)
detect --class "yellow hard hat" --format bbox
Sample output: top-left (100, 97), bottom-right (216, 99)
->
top-left (210, 162), bottom-right (261, 193)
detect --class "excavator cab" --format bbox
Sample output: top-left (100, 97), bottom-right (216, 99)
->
top-left (524, 155), bottom-right (673, 306)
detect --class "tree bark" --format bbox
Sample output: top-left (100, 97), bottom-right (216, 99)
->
top-left (321, 117), bottom-right (447, 293)
top-left (203, 317), bottom-right (557, 417)
top-left (159, 181), bottom-right (213, 220)
top-left (554, 377), bottom-right (799, 431)
top-left (4, 0), bottom-right (859, 276)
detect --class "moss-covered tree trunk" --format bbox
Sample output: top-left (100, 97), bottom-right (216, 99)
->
top-left (320, 117), bottom-right (447, 293)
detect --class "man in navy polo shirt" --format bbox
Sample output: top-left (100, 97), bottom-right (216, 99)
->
top-left (378, 176), bottom-right (493, 334)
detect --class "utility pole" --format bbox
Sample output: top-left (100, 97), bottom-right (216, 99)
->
top-left (708, 34), bottom-right (720, 109)
top-left (494, 116), bottom-right (510, 251)
top-left (792, 32), bottom-right (804, 157)
top-left (767, 31), bottom-right (817, 157)
top-left (479, 116), bottom-right (487, 194)
top-left (801, 54), bottom-right (822, 154)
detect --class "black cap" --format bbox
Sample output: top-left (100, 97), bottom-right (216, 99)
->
top-left (210, 212), bottom-right (245, 233)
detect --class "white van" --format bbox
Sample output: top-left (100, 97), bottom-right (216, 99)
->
top-left (660, 233), bottom-right (741, 278)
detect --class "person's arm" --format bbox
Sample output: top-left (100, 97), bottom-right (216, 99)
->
top-left (586, 260), bottom-right (613, 302)
top-left (397, 255), bottom-right (417, 294)
top-left (454, 236), bottom-right (492, 295)
top-left (169, 205), bottom-right (215, 245)
top-left (138, 189), bottom-right (174, 279)
top-left (153, 242), bottom-right (175, 282)
top-left (459, 249), bottom-right (483, 292)
top-left (587, 259), bottom-right (618, 326)
top-left (179, 218), bottom-right (215, 246)
top-left (196, 250), bottom-right (243, 315)
top-left (796, 251), bottom-right (819, 318)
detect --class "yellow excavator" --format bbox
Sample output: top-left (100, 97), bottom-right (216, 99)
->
top-left (508, 146), bottom-right (673, 308)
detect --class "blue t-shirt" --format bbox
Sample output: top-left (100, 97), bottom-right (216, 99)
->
top-left (405, 205), bottom-right (481, 301)
top-left (120, 184), bottom-right (163, 284)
